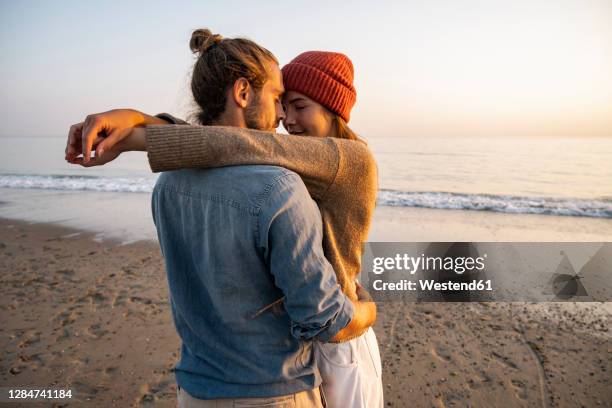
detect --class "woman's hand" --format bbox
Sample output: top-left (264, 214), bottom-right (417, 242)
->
top-left (355, 281), bottom-right (373, 302)
top-left (65, 109), bottom-right (167, 164)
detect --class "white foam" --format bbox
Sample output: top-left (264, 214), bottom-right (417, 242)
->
top-left (0, 174), bottom-right (155, 193)
top-left (2, 175), bottom-right (611, 219)
top-left (377, 190), bottom-right (612, 219)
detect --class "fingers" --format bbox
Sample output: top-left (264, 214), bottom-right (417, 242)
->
top-left (95, 127), bottom-right (130, 157)
top-left (70, 154), bottom-right (109, 167)
top-left (65, 133), bottom-right (104, 162)
top-left (90, 135), bottom-right (105, 153)
top-left (69, 143), bottom-right (121, 167)
top-left (66, 122), bottom-right (84, 161)
top-left (81, 115), bottom-right (104, 163)
top-left (70, 109), bottom-right (145, 162)
top-left (69, 157), bottom-right (95, 167)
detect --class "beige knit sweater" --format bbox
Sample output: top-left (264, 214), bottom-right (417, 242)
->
top-left (145, 116), bottom-right (378, 301)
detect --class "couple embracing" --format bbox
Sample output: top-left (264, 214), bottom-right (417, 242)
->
top-left (66, 28), bottom-right (383, 408)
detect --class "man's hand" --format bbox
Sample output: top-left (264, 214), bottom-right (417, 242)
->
top-left (65, 109), bottom-right (167, 164)
top-left (65, 122), bottom-right (105, 163)
top-left (68, 128), bottom-right (148, 167)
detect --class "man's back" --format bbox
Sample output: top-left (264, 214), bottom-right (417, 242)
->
top-left (152, 165), bottom-right (353, 399)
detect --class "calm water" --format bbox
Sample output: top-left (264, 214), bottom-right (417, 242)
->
top-left (368, 136), bottom-right (612, 199)
top-left (1, 135), bottom-right (611, 218)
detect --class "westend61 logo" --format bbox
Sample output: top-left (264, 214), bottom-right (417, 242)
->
top-left (361, 242), bottom-right (612, 302)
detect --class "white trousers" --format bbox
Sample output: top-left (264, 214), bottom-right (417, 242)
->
top-left (315, 327), bottom-right (384, 408)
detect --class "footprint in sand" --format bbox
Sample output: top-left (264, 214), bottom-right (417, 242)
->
top-left (88, 291), bottom-right (108, 306)
top-left (18, 330), bottom-right (42, 348)
top-left (103, 366), bottom-right (119, 376)
top-left (71, 380), bottom-right (104, 399)
top-left (9, 365), bottom-right (26, 375)
top-left (133, 351), bottom-right (180, 406)
top-left (136, 383), bottom-right (156, 406)
top-left (54, 307), bottom-right (78, 327)
top-left (129, 296), bottom-right (153, 305)
top-left (75, 356), bottom-right (91, 365)
top-left (19, 353), bottom-right (45, 369)
top-left (86, 324), bottom-right (109, 339)
top-left (510, 379), bottom-right (528, 400)
top-left (491, 351), bottom-right (519, 370)
top-left (55, 268), bottom-right (75, 277)
top-left (466, 370), bottom-right (492, 390)
top-left (56, 328), bottom-right (71, 341)
top-left (112, 290), bottom-right (128, 307)
top-left (75, 289), bottom-right (109, 309)
top-left (136, 377), bottom-right (176, 406)
top-left (19, 353), bottom-right (40, 363)
top-left (430, 345), bottom-right (453, 363)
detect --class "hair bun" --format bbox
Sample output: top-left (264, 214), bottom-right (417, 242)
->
top-left (190, 28), bottom-right (223, 54)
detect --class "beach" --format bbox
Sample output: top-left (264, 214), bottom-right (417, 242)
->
top-left (1, 200), bottom-right (611, 407)
top-left (1, 132), bottom-right (611, 408)
top-left (2, 0), bottom-right (612, 404)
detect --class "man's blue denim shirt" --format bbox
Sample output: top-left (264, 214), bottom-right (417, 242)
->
top-left (152, 165), bottom-right (354, 399)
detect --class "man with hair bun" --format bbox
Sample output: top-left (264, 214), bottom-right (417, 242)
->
top-left (66, 29), bottom-right (377, 407)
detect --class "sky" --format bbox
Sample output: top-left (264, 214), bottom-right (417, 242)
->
top-left (0, 0), bottom-right (611, 138)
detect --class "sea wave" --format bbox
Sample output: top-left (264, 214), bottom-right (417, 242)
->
top-left (378, 189), bottom-right (612, 219)
top-left (1, 174), bottom-right (611, 219)
top-left (0, 174), bottom-right (155, 193)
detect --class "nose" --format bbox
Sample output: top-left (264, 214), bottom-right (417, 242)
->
top-left (276, 102), bottom-right (285, 123)
top-left (283, 109), bottom-right (295, 126)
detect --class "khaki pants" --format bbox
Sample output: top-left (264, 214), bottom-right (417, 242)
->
top-left (177, 386), bottom-right (324, 408)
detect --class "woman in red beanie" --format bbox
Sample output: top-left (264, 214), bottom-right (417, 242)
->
top-left (280, 51), bottom-right (384, 408)
top-left (67, 34), bottom-right (383, 408)
top-left (280, 51), bottom-right (359, 140)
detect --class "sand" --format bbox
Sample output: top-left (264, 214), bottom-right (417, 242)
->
top-left (368, 206), bottom-right (612, 242)
top-left (1, 211), bottom-right (611, 407)
top-left (1, 219), bottom-right (178, 407)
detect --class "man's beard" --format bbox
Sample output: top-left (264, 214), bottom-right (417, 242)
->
top-left (245, 95), bottom-right (276, 131)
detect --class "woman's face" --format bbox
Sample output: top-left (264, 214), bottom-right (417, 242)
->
top-left (282, 90), bottom-right (335, 138)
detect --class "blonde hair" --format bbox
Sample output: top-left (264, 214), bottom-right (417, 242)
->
top-left (332, 115), bottom-right (359, 140)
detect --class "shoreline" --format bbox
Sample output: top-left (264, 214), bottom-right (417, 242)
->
top-left (1, 218), bottom-right (610, 407)
top-left (2, 187), bottom-right (612, 244)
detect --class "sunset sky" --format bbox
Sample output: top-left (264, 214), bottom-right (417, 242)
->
top-left (1, 0), bottom-right (610, 138)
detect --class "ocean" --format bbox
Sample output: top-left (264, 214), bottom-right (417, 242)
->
top-left (1, 135), bottom-right (611, 219)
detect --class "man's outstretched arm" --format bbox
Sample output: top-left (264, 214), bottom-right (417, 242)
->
top-left (66, 109), bottom-right (376, 202)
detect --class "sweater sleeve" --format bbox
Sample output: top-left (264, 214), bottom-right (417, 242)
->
top-left (146, 124), bottom-right (352, 200)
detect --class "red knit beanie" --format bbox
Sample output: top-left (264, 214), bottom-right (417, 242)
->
top-left (281, 51), bottom-right (356, 122)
